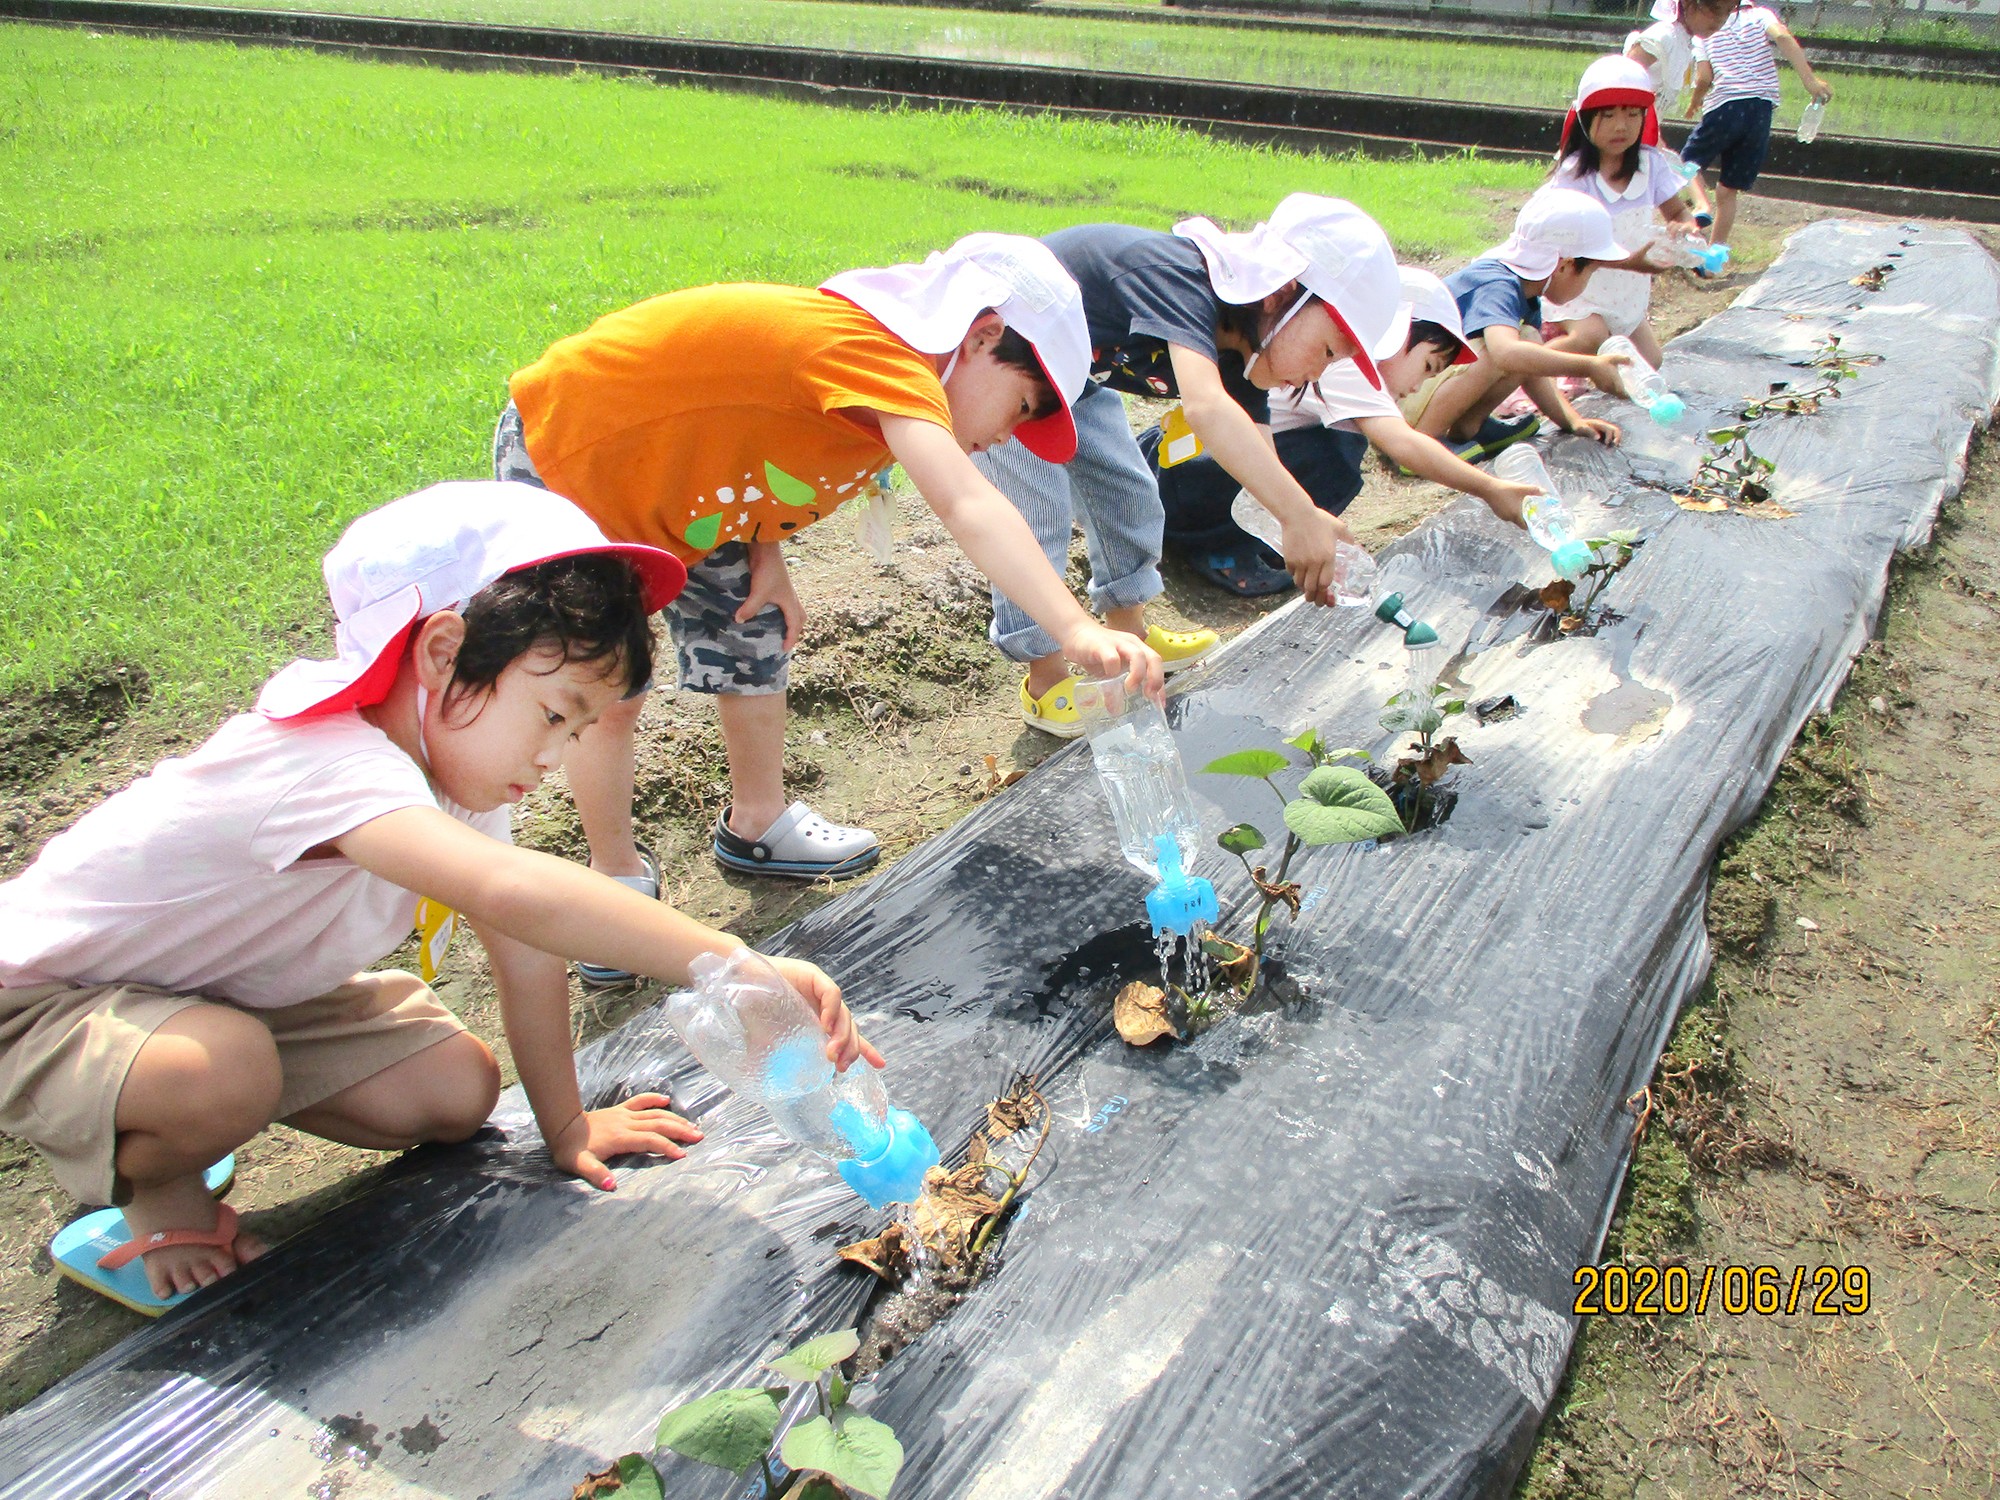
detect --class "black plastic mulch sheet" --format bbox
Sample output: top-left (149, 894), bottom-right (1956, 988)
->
top-left (3, 221), bottom-right (1996, 1500)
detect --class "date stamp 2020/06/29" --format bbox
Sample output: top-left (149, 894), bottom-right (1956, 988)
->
top-left (1572, 1263), bottom-right (1872, 1317)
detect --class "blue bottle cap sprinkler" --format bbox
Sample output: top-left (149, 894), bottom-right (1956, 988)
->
top-left (837, 1107), bottom-right (941, 1209)
top-left (1549, 540), bottom-right (1595, 581)
top-left (1145, 835), bottom-right (1218, 939)
top-left (1647, 392), bottom-right (1687, 426)
top-left (1373, 592), bottom-right (1440, 649)
top-left (1694, 243), bottom-right (1730, 275)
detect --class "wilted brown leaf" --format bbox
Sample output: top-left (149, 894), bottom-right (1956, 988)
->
top-left (1850, 265), bottom-right (1889, 290)
top-left (1734, 498), bottom-right (1798, 520)
top-left (987, 1075), bottom-right (1040, 1137)
top-left (838, 1219), bottom-right (912, 1281)
top-left (910, 1163), bottom-right (1004, 1263)
top-left (1200, 933), bottom-right (1257, 988)
top-left (981, 753), bottom-right (1027, 794)
top-left (1538, 578), bottom-right (1575, 613)
top-left (1411, 737), bottom-right (1472, 786)
top-left (1114, 979), bottom-right (1180, 1047)
top-left (1674, 492), bottom-right (1731, 512)
top-left (1558, 613), bottom-right (1586, 633)
top-left (573, 1464), bottom-right (624, 1499)
top-left (965, 1132), bottom-right (990, 1165)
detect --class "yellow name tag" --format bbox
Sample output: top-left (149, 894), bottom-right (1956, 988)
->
top-left (1158, 404), bottom-right (1204, 468)
top-left (414, 897), bottom-right (457, 985)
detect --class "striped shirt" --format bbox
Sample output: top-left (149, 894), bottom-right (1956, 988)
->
top-left (1695, 6), bottom-right (1783, 111)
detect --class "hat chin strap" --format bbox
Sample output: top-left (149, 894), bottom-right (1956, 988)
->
top-left (414, 682), bottom-right (438, 781)
top-left (1241, 288), bottom-right (1313, 382)
top-left (939, 348), bottom-right (961, 384)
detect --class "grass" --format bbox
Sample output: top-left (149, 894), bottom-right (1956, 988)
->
top-left (0, 23), bottom-right (1538, 706)
top-left (204, 0), bottom-right (2000, 145)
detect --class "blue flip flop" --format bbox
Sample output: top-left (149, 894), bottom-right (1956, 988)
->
top-left (52, 1188), bottom-right (244, 1317)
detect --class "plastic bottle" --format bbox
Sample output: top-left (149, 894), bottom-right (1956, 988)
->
top-left (1073, 673), bottom-right (1205, 882)
top-left (1796, 98), bottom-right (1827, 144)
top-left (1228, 490), bottom-right (1379, 604)
top-left (1491, 445), bottom-right (1594, 581)
top-left (664, 949), bottom-right (940, 1209)
top-left (1598, 335), bottom-right (1686, 425)
top-left (1649, 233), bottom-right (1731, 276)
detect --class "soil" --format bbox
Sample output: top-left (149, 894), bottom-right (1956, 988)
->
top-left (3, 189), bottom-right (1986, 1487)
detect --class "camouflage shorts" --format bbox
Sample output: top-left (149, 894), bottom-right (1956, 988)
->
top-left (491, 403), bottom-right (787, 696)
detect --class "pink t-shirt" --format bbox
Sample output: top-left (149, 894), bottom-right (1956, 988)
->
top-left (0, 712), bottom-right (509, 1008)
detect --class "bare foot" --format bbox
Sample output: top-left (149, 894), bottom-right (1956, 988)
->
top-left (120, 1173), bottom-right (267, 1299)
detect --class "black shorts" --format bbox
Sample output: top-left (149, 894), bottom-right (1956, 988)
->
top-left (1682, 97), bottom-right (1776, 191)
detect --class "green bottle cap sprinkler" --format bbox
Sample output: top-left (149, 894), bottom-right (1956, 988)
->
top-left (1374, 592), bottom-right (1440, 649)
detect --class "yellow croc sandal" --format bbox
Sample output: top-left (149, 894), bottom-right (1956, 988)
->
top-left (1020, 674), bottom-right (1088, 739)
top-left (1145, 622), bottom-right (1221, 674)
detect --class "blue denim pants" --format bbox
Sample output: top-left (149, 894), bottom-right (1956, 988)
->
top-left (973, 381), bottom-right (1165, 663)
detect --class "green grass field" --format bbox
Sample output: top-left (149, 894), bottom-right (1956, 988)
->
top-left (0, 23), bottom-right (1538, 706)
top-left (209, 0), bottom-right (2000, 145)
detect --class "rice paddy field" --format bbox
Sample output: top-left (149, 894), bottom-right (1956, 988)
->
top-left (0, 22), bottom-right (1540, 707)
top-left (209, 0), bottom-right (2000, 145)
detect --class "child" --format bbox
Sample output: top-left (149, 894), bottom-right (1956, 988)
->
top-left (1543, 55), bottom-right (1704, 369)
top-left (1683, 0), bottom-right (1834, 251)
top-left (1625, 0), bottom-right (1738, 225)
top-left (0, 482), bottom-right (878, 1311)
top-left (496, 235), bottom-right (1163, 939)
top-left (975, 194), bottom-right (1404, 733)
top-left (1404, 189), bottom-right (1631, 456)
top-left (1143, 267), bottom-right (1544, 594)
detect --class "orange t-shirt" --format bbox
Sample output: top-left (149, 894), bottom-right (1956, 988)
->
top-left (508, 284), bottom-right (953, 562)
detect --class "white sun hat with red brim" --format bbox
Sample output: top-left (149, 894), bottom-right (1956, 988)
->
top-left (1488, 187), bottom-right (1629, 280)
top-left (1172, 193), bottom-right (1403, 388)
top-left (820, 232), bottom-right (1092, 463)
top-left (1398, 266), bottom-right (1480, 366)
top-left (1567, 53), bottom-right (1662, 146)
top-left (256, 480), bottom-right (687, 723)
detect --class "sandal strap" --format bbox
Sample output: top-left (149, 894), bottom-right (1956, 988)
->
top-left (98, 1202), bottom-right (239, 1271)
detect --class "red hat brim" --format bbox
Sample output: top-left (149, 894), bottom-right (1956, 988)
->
top-left (1011, 345), bottom-right (1079, 463)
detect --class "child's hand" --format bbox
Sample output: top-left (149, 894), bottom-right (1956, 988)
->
top-left (1810, 79), bottom-right (1833, 103)
top-left (1061, 622), bottom-right (1167, 705)
top-left (1588, 354), bottom-right (1630, 395)
top-left (1484, 480), bottom-right (1539, 529)
top-left (767, 954), bottom-right (886, 1072)
top-left (1569, 417), bottom-right (1623, 446)
top-left (552, 1093), bottom-right (705, 1190)
top-left (1279, 505), bottom-right (1356, 607)
top-left (738, 540), bottom-right (804, 651)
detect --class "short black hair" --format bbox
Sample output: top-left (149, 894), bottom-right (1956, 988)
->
top-left (447, 553), bottom-right (655, 714)
top-left (1405, 319), bottom-right (1459, 356)
top-left (987, 318), bottom-right (1062, 422)
top-left (1554, 105), bottom-right (1645, 186)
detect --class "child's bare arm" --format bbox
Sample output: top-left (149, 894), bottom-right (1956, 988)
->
top-left (474, 919), bottom-right (703, 1189)
top-left (1357, 415), bottom-right (1536, 527)
top-left (1168, 343), bottom-right (1353, 603)
top-left (879, 413), bottom-right (1164, 694)
top-left (1484, 324), bottom-right (1621, 387)
top-left (1769, 22), bottom-right (1832, 99)
top-left (335, 807), bottom-right (880, 1064)
top-left (1689, 59), bottom-right (1713, 114)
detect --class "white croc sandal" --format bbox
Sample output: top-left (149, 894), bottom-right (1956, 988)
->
top-left (714, 802), bottom-right (881, 881)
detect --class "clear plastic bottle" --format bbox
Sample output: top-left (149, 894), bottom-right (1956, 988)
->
top-left (1796, 98), bottom-right (1827, 144)
top-left (1598, 334), bottom-right (1686, 425)
top-left (1491, 445), bottom-right (1594, 582)
top-left (664, 949), bottom-right (939, 1208)
top-left (1073, 673), bottom-right (1204, 881)
top-left (1649, 233), bottom-right (1731, 276)
top-left (1228, 490), bottom-right (1379, 604)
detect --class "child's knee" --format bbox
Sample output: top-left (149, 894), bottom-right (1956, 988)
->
top-left (409, 1033), bottom-right (502, 1142)
top-left (124, 1005), bottom-right (283, 1145)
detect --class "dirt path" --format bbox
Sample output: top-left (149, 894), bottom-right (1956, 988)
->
top-left (4, 194), bottom-right (1938, 1435)
top-left (1518, 441), bottom-right (2000, 1497)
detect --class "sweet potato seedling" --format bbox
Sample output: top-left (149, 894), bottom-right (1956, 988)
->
top-left (592, 1329), bottom-right (902, 1500)
top-left (1202, 728), bottom-right (1403, 985)
top-left (1378, 684), bottom-right (1472, 832)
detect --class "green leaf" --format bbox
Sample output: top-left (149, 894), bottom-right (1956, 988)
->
top-left (829, 1374), bottom-right (851, 1410)
top-left (1440, 699), bottom-right (1466, 717)
top-left (767, 1330), bottom-right (861, 1382)
top-left (1606, 529), bottom-right (1641, 546)
top-left (1199, 748), bottom-right (1293, 780)
top-left (1282, 767), bottom-right (1404, 846)
top-left (795, 1482), bottom-right (843, 1500)
top-left (1284, 727), bottom-right (1324, 760)
top-left (615, 1455), bottom-right (666, 1500)
top-left (655, 1388), bottom-right (785, 1473)
top-left (780, 1412), bottom-right (905, 1500)
top-left (1321, 745), bottom-right (1372, 764)
top-left (1218, 822), bottom-right (1266, 856)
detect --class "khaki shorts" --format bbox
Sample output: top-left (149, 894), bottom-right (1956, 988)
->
top-left (0, 970), bottom-right (463, 1207)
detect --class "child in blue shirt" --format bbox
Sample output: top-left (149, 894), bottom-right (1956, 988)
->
top-left (1404, 189), bottom-right (1633, 458)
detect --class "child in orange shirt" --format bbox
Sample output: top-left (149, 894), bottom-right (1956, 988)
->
top-left (497, 236), bottom-right (1162, 980)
